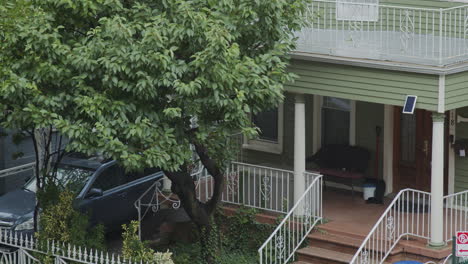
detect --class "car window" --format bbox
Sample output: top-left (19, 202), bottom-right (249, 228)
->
top-left (125, 168), bottom-right (161, 183)
top-left (24, 165), bottom-right (94, 194)
top-left (91, 165), bottom-right (126, 191)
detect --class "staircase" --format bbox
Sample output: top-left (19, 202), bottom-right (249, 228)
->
top-left (293, 224), bottom-right (381, 264)
top-left (292, 224), bottom-right (450, 264)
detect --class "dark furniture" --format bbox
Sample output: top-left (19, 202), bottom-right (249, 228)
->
top-left (307, 145), bottom-right (371, 197)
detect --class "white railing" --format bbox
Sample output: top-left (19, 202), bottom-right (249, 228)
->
top-left (444, 190), bottom-right (468, 242)
top-left (350, 189), bottom-right (431, 264)
top-left (296, 0), bottom-right (468, 66)
top-left (258, 172), bottom-right (323, 264)
top-left (0, 162), bottom-right (35, 178)
top-left (0, 228), bottom-right (144, 264)
top-left (196, 162), bottom-right (295, 214)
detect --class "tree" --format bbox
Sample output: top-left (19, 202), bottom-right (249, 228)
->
top-left (1, 0), bottom-right (307, 261)
top-left (1, 0), bottom-right (69, 230)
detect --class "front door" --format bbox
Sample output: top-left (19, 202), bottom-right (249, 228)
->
top-left (393, 108), bottom-right (432, 192)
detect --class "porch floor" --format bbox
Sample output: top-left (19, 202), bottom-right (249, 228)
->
top-left (321, 187), bottom-right (390, 237)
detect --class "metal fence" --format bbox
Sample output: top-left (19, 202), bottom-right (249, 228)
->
top-left (0, 228), bottom-right (141, 264)
top-left (258, 172), bottom-right (323, 264)
top-left (350, 188), bottom-right (431, 264)
top-left (296, 0), bottom-right (468, 66)
top-left (444, 190), bottom-right (468, 243)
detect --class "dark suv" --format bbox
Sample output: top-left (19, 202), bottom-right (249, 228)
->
top-left (0, 154), bottom-right (163, 233)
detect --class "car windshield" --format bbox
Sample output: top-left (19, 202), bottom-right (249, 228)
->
top-left (24, 165), bottom-right (95, 193)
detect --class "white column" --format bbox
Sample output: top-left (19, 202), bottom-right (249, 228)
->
top-left (383, 105), bottom-right (394, 195)
top-left (448, 110), bottom-right (456, 195)
top-left (430, 112), bottom-right (445, 247)
top-left (294, 94), bottom-right (306, 207)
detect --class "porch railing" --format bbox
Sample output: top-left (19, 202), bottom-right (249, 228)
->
top-left (0, 228), bottom-right (143, 264)
top-left (297, 1), bottom-right (468, 66)
top-left (258, 172), bottom-right (323, 264)
top-left (444, 190), bottom-right (468, 242)
top-left (196, 162), bottom-right (295, 214)
top-left (0, 162), bottom-right (35, 178)
top-left (350, 189), bottom-right (431, 264)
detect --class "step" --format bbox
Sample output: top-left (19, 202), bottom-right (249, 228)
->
top-left (297, 246), bottom-right (353, 264)
top-left (308, 231), bottom-right (364, 254)
top-left (310, 229), bottom-right (404, 256)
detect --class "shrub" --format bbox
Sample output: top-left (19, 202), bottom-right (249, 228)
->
top-left (36, 190), bottom-right (105, 250)
top-left (122, 221), bottom-right (174, 264)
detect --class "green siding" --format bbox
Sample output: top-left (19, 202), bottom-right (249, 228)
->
top-left (286, 60), bottom-right (439, 111)
top-left (455, 107), bottom-right (468, 193)
top-left (446, 72), bottom-right (468, 111)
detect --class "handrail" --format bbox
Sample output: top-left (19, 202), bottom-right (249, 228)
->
top-left (258, 172), bottom-right (323, 264)
top-left (0, 162), bottom-right (35, 178)
top-left (350, 188), bottom-right (431, 264)
top-left (444, 191), bottom-right (468, 242)
top-left (231, 161), bottom-right (294, 174)
top-left (311, 0), bottom-right (468, 12)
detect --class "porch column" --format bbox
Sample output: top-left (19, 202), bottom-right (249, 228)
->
top-left (294, 94), bottom-right (306, 207)
top-left (430, 112), bottom-right (445, 247)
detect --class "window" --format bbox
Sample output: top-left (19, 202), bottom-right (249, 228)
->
top-left (243, 104), bottom-right (284, 154)
top-left (321, 97), bottom-right (351, 146)
top-left (252, 108), bottom-right (279, 142)
top-left (126, 168), bottom-right (161, 183)
top-left (336, 0), bottom-right (379, 22)
top-left (92, 165), bottom-right (126, 191)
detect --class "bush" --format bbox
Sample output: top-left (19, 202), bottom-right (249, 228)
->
top-left (157, 206), bottom-right (275, 264)
top-left (122, 221), bottom-right (174, 264)
top-left (36, 191), bottom-right (105, 250)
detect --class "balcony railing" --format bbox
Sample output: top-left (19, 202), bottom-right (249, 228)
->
top-left (296, 1), bottom-right (468, 66)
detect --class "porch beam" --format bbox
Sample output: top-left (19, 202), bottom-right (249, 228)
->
top-left (429, 112), bottom-right (445, 247)
top-left (294, 94), bottom-right (306, 209)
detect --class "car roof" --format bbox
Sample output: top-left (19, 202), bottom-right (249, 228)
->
top-left (58, 154), bottom-right (114, 170)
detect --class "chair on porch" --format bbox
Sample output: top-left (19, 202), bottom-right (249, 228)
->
top-left (306, 144), bottom-right (370, 198)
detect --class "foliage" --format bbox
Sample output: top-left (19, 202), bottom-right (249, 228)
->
top-left (1, 0), bottom-right (307, 172)
top-left (218, 206), bottom-right (274, 252)
top-left (122, 221), bottom-right (174, 264)
top-left (159, 206), bottom-right (275, 264)
top-left (36, 190), bottom-right (105, 251)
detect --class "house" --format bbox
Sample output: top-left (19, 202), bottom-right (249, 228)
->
top-left (240, 0), bottom-right (468, 263)
top-left (0, 128), bottom-right (36, 194)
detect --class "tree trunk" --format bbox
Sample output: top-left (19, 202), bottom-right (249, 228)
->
top-left (162, 142), bottom-right (225, 264)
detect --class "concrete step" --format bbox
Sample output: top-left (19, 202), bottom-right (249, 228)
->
top-left (308, 231), bottom-right (364, 254)
top-left (308, 229), bottom-right (404, 256)
top-left (297, 246), bottom-right (353, 264)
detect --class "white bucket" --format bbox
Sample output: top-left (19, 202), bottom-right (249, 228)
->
top-left (363, 184), bottom-right (376, 200)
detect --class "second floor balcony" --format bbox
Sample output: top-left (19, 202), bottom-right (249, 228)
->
top-left (295, 0), bottom-right (468, 67)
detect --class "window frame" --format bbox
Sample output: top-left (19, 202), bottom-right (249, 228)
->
top-left (243, 103), bottom-right (284, 154)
